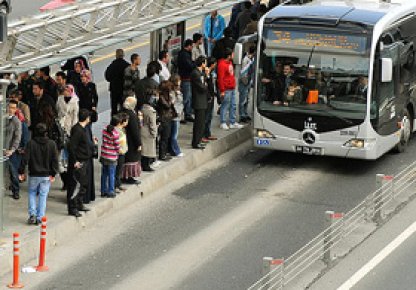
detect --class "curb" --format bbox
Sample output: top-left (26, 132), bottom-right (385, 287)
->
top-left (0, 126), bottom-right (252, 275)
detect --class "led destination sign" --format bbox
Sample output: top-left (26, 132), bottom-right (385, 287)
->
top-left (269, 30), bottom-right (367, 53)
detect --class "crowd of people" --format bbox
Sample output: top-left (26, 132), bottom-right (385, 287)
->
top-left (3, 0), bottom-right (279, 225)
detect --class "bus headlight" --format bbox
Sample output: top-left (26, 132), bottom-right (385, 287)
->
top-left (343, 138), bottom-right (375, 149)
top-left (256, 129), bottom-right (274, 138)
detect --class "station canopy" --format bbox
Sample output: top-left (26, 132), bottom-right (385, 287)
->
top-left (0, 0), bottom-right (243, 73)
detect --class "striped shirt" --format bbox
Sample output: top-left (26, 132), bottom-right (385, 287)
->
top-left (100, 128), bottom-right (120, 161)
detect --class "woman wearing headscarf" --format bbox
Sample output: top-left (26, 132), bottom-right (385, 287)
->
top-left (56, 84), bottom-right (79, 190)
top-left (120, 96), bottom-right (142, 184)
top-left (76, 70), bottom-right (99, 122)
top-left (67, 59), bottom-right (86, 90)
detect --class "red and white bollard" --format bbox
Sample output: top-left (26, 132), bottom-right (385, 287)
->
top-left (36, 217), bottom-right (49, 272)
top-left (8, 233), bottom-right (23, 289)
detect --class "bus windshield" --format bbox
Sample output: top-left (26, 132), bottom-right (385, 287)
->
top-left (258, 26), bottom-right (372, 120)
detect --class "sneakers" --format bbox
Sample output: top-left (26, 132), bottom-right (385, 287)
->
top-left (152, 161), bottom-right (162, 168)
top-left (229, 122), bottom-right (244, 129)
top-left (220, 123), bottom-right (229, 130)
top-left (28, 215), bottom-right (38, 225)
top-left (176, 153), bottom-right (184, 157)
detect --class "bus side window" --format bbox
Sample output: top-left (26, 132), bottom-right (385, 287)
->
top-left (378, 43), bottom-right (400, 104)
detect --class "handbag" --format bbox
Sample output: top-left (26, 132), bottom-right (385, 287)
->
top-left (90, 110), bottom-right (98, 123)
top-left (93, 143), bottom-right (99, 159)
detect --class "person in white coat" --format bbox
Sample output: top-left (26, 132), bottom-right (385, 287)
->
top-left (56, 84), bottom-right (79, 190)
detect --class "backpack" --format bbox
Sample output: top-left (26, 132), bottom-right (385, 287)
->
top-left (50, 119), bottom-right (67, 150)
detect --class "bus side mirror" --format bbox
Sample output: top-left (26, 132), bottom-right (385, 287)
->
top-left (381, 58), bottom-right (393, 83)
top-left (234, 43), bottom-right (243, 65)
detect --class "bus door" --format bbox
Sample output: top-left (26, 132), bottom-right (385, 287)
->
top-left (376, 42), bottom-right (401, 135)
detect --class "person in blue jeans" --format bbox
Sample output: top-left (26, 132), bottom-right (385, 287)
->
top-left (21, 123), bottom-right (59, 225)
top-left (100, 115), bottom-right (121, 198)
top-left (5, 101), bottom-right (22, 200)
top-left (204, 10), bottom-right (226, 57)
top-left (177, 39), bottom-right (196, 121)
top-left (170, 75), bottom-right (184, 157)
top-left (238, 46), bottom-right (255, 123)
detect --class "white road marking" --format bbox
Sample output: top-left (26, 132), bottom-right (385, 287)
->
top-left (338, 220), bottom-right (416, 290)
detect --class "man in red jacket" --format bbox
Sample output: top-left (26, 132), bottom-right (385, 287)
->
top-left (217, 48), bottom-right (244, 130)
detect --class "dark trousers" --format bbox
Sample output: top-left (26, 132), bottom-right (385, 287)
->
top-left (67, 162), bottom-right (88, 213)
top-left (159, 121), bottom-right (172, 158)
top-left (204, 101), bottom-right (214, 138)
top-left (8, 153), bottom-right (21, 195)
top-left (192, 109), bottom-right (206, 147)
top-left (115, 154), bottom-right (125, 188)
top-left (110, 92), bottom-right (122, 116)
top-left (141, 156), bottom-right (152, 170)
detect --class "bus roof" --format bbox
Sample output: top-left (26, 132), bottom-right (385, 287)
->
top-left (265, 0), bottom-right (413, 26)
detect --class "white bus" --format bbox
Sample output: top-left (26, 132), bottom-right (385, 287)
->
top-left (246, 0), bottom-right (416, 159)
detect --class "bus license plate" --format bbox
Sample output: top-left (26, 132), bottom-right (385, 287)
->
top-left (295, 146), bottom-right (322, 155)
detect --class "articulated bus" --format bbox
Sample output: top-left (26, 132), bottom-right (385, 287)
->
top-left (245, 0), bottom-right (416, 159)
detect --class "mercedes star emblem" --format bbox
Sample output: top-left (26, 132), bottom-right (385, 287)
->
top-left (303, 132), bottom-right (316, 144)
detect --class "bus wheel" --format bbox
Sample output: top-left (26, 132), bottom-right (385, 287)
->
top-left (394, 109), bottom-right (412, 153)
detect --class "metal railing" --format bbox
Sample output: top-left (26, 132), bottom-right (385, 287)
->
top-left (248, 161), bottom-right (416, 290)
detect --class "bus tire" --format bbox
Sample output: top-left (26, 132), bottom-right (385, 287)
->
top-left (394, 108), bottom-right (412, 153)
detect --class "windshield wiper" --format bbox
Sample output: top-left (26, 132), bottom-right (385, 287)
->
top-left (306, 44), bottom-right (316, 68)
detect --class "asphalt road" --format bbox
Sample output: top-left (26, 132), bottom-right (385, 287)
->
top-left (20, 137), bottom-right (416, 290)
top-left (353, 232), bottom-right (416, 290)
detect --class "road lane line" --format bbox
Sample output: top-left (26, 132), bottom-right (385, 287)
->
top-left (337, 220), bottom-right (416, 290)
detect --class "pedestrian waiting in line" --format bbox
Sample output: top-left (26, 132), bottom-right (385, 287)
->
top-left (191, 56), bottom-right (209, 150)
top-left (114, 112), bottom-right (129, 193)
top-left (177, 39), bottom-right (196, 122)
top-left (169, 75), bottom-right (185, 157)
top-left (100, 115), bottom-right (121, 198)
top-left (22, 123), bottom-right (59, 225)
top-left (120, 97), bottom-right (142, 185)
top-left (204, 57), bottom-right (218, 141)
top-left (217, 48), bottom-right (244, 130)
top-left (141, 89), bottom-right (159, 172)
top-left (238, 46), bottom-right (256, 123)
top-left (67, 109), bottom-right (95, 218)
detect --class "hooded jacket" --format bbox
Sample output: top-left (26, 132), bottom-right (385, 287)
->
top-left (23, 136), bottom-right (59, 177)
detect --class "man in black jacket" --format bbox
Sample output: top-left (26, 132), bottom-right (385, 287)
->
top-left (235, 1), bottom-right (252, 37)
top-left (212, 27), bottom-right (236, 60)
top-left (105, 49), bottom-right (130, 115)
top-left (67, 109), bottom-right (95, 217)
top-left (30, 81), bottom-right (56, 130)
top-left (21, 123), bottom-right (59, 225)
top-left (191, 56), bottom-right (209, 149)
top-left (134, 64), bottom-right (159, 110)
top-left (177, 39), bottom-right (196, 121)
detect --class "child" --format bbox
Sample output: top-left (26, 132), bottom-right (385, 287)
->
top-left (100, 115), bottom-right (121, 198)
top-left (114, 112), bottom-right (129, 193)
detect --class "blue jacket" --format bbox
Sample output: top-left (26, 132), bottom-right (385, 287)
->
top-left (204, 14), bottom-right (226, 41)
